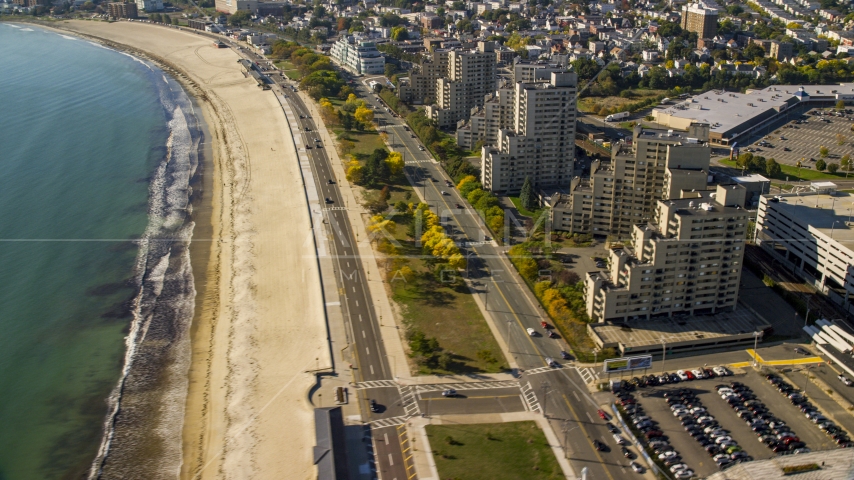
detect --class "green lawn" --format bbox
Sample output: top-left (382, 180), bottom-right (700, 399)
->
top-left (390, 216), bottom-right (506, 375)
top-left (509, 196), bottom-right (546, 218)
top-left (334, 129), bottom-right (387, 157)
top-left (719, 158), bottom-right (851, 182)
top-left (427, 422), bottom-right (563, 480)
top-left (274, 60), bottom-right (302, 80)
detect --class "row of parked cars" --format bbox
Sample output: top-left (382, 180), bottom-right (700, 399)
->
top-left (666, 388), bottom-right (749, 471)
top-left (716, 380), bottom-right (811, 459)
top-left (766, 373), bottom-right (853, 448)
top-left (618, 366), bottom-right (732, 390)
top-left (614, 389), bottom-right (693, 478)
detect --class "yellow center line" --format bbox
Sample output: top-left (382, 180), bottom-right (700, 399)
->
top-left (561, 394), bottom-right (616, 480)
top-left (745, 349), bottom-right (823, 366)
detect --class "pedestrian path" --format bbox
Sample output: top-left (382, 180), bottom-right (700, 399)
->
top-left (370, 415), bottom-right (409, 428)
top-left (414, 380), bottom-right (520, 393)
top-left (354, 379), bottom-right (399, 389)
top-left (399, 385), bottom-right (421, 417)
top-left (521, 381), bottom-right (542, 413)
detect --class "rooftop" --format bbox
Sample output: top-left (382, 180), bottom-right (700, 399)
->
top-left (590, 308), bottom-right (770, 352)
top-left (763, 192), bottom-right (854, 251)
top-left (705, 447), bottom-right (854, 480)
top-left (654, 84), bottom-right (854, 138)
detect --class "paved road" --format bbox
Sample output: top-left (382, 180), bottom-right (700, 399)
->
top-left (350, 75), bottom-right (638, 480)
top-left (279, 88), bottom-right (411, 480)
top-left (418, 387), bottom-right (526, 415)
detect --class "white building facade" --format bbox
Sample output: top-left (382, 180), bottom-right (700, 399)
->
top-left (329, 35), bottom-right (385, 75)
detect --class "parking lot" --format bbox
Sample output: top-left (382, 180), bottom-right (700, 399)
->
top-left (616, 367), bottom-right (850, 478)
top-left (744, 109), bottom-right (854, 167)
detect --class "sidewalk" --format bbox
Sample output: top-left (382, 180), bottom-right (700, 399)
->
top-left (297, 88), bottom-right (412, 382)
top-left (406, 412), bottom-right (575, 480)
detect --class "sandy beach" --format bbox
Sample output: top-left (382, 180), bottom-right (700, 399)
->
top-left (53, 20), bottom-right (328, 480)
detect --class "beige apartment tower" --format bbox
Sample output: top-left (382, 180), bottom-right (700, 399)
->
top-left (478, 71), bottom-right (578, 194)
top-left (550, 123), bottom-right (712, 239)
top-left (424, 42), bottom-right (497, 128)
top-left (585, 185), bottom-right (750, 323)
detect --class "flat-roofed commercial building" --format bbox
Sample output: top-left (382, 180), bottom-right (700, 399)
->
top-left (550, 123), bottom-right (712, 239)
top-left (652, 84), bottom-right (854, 146)
top-left (329, 35), bottom-right (385, 75)
top-left (755, 187), bottom-right (854, 315)
top-left (585, 186), bottom-right (750, 322)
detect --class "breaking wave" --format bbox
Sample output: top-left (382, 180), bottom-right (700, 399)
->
top-left (87, 55), bottom-right (201, 479)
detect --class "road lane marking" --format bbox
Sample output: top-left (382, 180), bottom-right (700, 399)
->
top-left (356, 300), bottom-right (359, 307)
top-left (353, 286), bottom-right (356, 292)
top-left (586, 410), bottom-right (594, 422)
top-left (573, 391), bottom-right (580, 402)
top-left (561, 394), bottom-right (616, 480)
top-left (359, 314), bottom-right (362, 322)
top-left (366, 347), bottom-right (370, 355)
top-left (384, 433), bottom-right (389, 445)
top-left (370, 365), bottom-right (374, 375)
top-left (388, 454), bottom-right (394, 466)
top-left (362, 330), bottom-right (366, 338)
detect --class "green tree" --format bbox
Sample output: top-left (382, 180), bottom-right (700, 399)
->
top-left (228, 11), bottom-right (251, 26)
top-left (766, 158), bottom-right (782, 177)
top-left (519, 176), bottom-right (537, 211)
top-left (828, 162), bottom-right (839, 173)
top-left (841, 154), bottom-right (852, 176)
top-left (816, 158), bottom-right (827, 171)
top-left (391, 26), bottom-right (409, 41)
top-left (819, 146), bottom-right (829, 158)
top-left (837, 100), bottom-right (846, 110)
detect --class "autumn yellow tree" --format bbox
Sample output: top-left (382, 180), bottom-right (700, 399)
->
top-left (386, 151), bottom-right (404, 175)
top-left (354, 106), bottom-right (374, 129)
top-left (457, 175), bottom-right (478, 189)
top-left (345, 159), bottom-right (363, 184)
top-left (318, 97), bottom-right (338, 125)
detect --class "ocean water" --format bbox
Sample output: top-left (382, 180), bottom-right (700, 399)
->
top-left (0, 24), bottom-right (199, 480)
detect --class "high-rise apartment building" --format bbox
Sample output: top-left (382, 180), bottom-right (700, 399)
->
top-left (136, 0), bottom-right (163, 12)
top-left (329, 35), bottom-right (385, 75)
top-left (550, 123), bottom-right (712, 239)
top-left (108, 1), bottom-right (138, 17)
top-left (396, 48), bottom-right (450, 105)
top-left (422, 42), bottom-right (497, 129)
top-left (680, 1), bottom-right (719, 39)
top-left (585, 185), bottom-right (750, 323)
top-left (480, 71), bottom-right (578, 194)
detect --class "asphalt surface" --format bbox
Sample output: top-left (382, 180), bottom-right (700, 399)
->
top-left (349, 75), bottom-right (645, 480)
top-left (418, 387), bottom-right (526, 415)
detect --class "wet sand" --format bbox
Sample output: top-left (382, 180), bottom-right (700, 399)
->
top-left (53, 20), bottom-right (328, 480)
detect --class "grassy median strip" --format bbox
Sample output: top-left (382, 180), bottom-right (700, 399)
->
top-left (427, 422), bottom-right (563, 480)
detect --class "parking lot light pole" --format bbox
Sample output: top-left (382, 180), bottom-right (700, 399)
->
top-left (659, 338), bottom-right (667, 374)
top-left (752, 331), bottom-right (761, 367)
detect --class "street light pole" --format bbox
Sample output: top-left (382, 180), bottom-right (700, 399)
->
top-left (752, 331), bottom-right (761, 367)
top-left (660, 338), bottom-right (667, 374)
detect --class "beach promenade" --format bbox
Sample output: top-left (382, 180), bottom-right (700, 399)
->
top-left (56, 20), bottom-right (328, 480)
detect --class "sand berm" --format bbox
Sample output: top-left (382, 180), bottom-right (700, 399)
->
top-left (56, 20), bottom-right (329, 480)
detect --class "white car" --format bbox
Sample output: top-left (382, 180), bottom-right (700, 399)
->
top-left (691, 369), bottom-right (705, 379)
top-left (670, 464), bottom-right (689, 473)
top-left (526, 328), bottom-right (536, 336)
top-left (546, 357), bottom-right (558, 367)
top-left (630, 462), bottom-right (644, 473)
top-left (674, 471), bottom-right (695, 479)
top-left (658, 451), bottom-right (678, 460)
top-left (613, 434), bottom-right (627, 445)
top-left (672, 409), bottom-right (688, 417)
top-left (676, 370), bottom-right (689, 381)
top-left (715, 436), bottom-right (733, 445)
